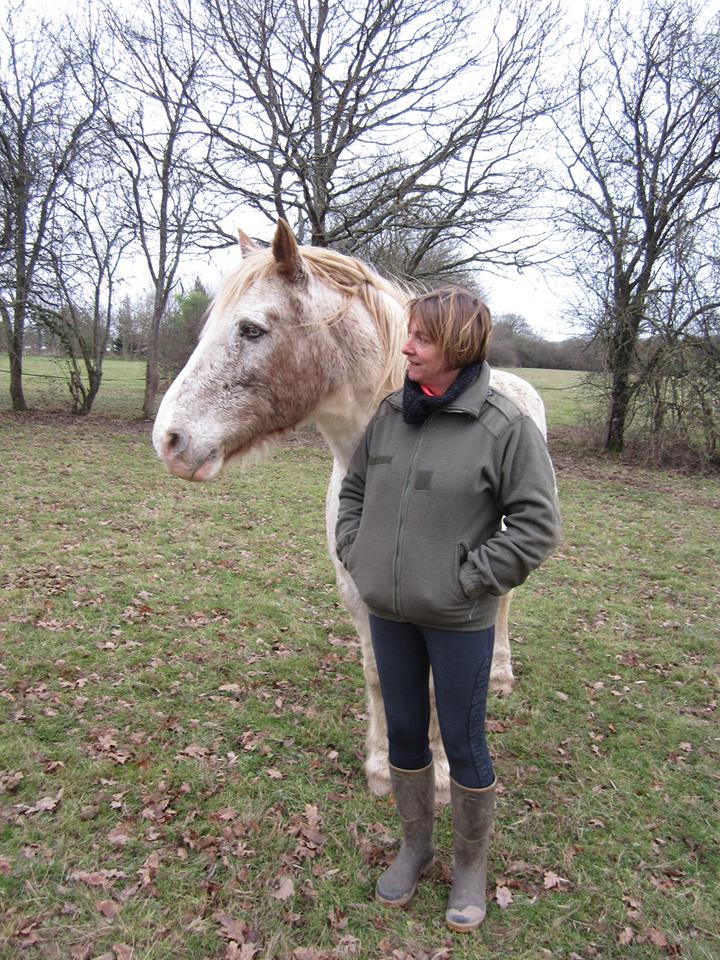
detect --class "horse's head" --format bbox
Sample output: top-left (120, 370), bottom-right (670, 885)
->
top-left (153, 220), bottom-right (403, 480)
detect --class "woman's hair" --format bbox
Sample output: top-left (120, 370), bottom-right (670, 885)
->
top-left (407, 286), bottom-right (492, 369)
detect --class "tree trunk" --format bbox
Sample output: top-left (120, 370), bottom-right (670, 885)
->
top-left (143, 322), bottom-right (161, 420)
top-left (604, 301), bottom-right (639, 453)
top-left (605, 366), bottom-right (631, 452)
top-left (8, 327), bottom-right (27, 412)
top-left (77, 367), bottom-right (102, 416)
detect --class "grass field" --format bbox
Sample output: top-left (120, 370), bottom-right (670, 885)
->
top-left (0, 357), bottom-right (150, 420)
top-left (1, 363), bottom-right (718, 960)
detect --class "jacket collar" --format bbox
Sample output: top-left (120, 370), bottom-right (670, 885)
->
top-left (387, 361), bottom-right (492, 419)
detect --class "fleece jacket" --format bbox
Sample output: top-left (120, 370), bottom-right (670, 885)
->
top-left (335, 362), bottom-right (561, 631)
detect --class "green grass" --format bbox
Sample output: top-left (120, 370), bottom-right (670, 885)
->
top-left (504, 367), bottom-right (595, 427)
top-left (1, 368), bottom-right (718, 959)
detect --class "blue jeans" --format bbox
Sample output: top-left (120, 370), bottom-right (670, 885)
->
top-left (370, 615), bottom-right (495, 789)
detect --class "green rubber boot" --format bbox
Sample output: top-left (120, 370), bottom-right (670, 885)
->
top-left (375, 762), bottom-right (435, 907)
top-left (446, 777), bottom-right (496, 932)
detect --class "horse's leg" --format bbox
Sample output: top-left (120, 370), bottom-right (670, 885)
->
top-left (428, 678), bottom-right (450, 804)
top-left (490, 591), bottom-right (515, 696)
top-left (356, 619), bottom-right (391, 797)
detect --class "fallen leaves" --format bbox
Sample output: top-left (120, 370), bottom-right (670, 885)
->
top-left (495, 884), bottom-right (513, 909)
top-left (616, 926), bottom-right (672, 949)
top-left (376, 940), bottom-right (452, 960)
top-left (107, 823), bottom-right (133, 847)
top-left (271, 875), bottom-right (295, 901)
top-left (0, 770), bottom-right (24, 793)
top-left (73, 947), bottom-right (134, 960)
top-left (542, 870), bottom-right (570, 890)
top-left (5, 788), bottom-right (63, 821)
top-left (493, 859), bottom-right (574, 909)
top-left (68, 868), bottom-right (127, 889)
top-left (96, 898), bottom-right (120, 919)
top-left (215, 912), bottom-right (262, 958)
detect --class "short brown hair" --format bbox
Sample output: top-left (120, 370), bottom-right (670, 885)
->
top-left (407, 287), bottom-right (492, 369)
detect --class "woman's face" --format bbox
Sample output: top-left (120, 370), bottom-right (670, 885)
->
top-left (401, 319), bottom-right (460, 393)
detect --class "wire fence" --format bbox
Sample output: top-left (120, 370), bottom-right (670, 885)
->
top-left (0, 368), bottom-right (146, 382)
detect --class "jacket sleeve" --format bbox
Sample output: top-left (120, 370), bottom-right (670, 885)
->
top-left (459, 416), bottom-right (561, 598)
top-left (335, 424), bottom-right (373, 565)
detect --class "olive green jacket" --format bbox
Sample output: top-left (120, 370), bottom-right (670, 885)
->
top-left (335, 363), bottom-right (561, 631)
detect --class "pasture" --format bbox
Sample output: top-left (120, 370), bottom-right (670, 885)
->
top-left (0, 362), bottom-right (718, 960)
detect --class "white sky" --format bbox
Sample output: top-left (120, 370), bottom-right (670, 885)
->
top-left (483, 269), bottom-right (577, 341)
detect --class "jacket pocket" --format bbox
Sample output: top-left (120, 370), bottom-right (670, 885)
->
top-left (396, 537), bottom-right (473, 624)
top-left (454, 539), bottom-right (473, 603)
top-left (342, 525), bottom-right (396, 614)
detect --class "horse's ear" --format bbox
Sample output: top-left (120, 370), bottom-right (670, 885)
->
top-left (272, 219), bottom-right (307, 285)
top-left (237, 229), bottom-right (260, 258)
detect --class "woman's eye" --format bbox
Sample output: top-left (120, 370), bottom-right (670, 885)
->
top-left (239, 323), bottom-right (265, 340)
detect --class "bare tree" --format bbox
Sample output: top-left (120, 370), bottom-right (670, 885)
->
top-left (39, 167), bottom-right (134, 415)
top-left (190, 0), bottom-right (559, 277)
top-left (0, 5), bottom-right (99, 411)
top-left (555, 0), bottom-right (720, 452)
top-left (96, 0), bottom-right (214, 418)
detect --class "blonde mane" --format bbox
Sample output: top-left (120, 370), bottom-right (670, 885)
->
top-left (215, 245), bottom-right (411, 401)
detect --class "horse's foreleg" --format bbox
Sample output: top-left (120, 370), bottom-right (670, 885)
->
top-left (357, 627), bottom-right (391, 797)
top-left (490, 591), bottom-right (515, 696)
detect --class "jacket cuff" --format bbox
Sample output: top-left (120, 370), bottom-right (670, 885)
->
top-left (336, 534), bottom-right (356, 565)
top-left (459, 560), bottom-right (485, 599)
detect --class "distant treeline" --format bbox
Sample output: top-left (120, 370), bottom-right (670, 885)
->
top-left (487, 315), bottom-right (603, 372)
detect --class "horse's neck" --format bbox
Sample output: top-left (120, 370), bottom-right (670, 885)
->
top-left (313, 384), bottom-right (379, 472)
top-left (309, 287), bottom-right (405, 470)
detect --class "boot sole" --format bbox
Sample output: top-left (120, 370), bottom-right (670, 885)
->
top-left (446, 906), bottom-right (486, 932)
top-left (446, 915), bottom-right (485, 932)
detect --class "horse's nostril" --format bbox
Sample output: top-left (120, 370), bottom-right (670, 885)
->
top-left (164, 430), bottom-right (185, 457)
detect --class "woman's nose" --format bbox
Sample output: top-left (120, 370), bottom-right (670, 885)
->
top-left (401, 338), bottom-right (413, 355)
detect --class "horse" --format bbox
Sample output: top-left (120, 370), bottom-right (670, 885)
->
top-left (152, 219), bottom-right (548, 802)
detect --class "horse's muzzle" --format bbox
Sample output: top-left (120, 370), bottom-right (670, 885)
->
top-left (153, 427), bottom-right (224, 482)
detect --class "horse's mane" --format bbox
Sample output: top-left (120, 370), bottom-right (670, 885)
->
top-left (216, 245), bottom-right (411, 400)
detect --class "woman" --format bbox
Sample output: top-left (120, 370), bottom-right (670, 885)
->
top-left (335, 287), bottom-right (560, 932)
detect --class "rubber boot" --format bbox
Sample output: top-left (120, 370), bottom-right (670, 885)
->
top-left (375, 762), bottom-right (435, 907)
top-left (445, 776), bottom-right (495, 932)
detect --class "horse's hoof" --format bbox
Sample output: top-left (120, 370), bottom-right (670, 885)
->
top-left (434, 768), bottom-right (451, 806)
top-left (490, 670), bottom-right (514, 697)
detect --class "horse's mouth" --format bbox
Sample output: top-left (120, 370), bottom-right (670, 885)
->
top-left (190, 448), bottom-right (224, 482)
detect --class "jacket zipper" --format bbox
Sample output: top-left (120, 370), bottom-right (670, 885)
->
top-left (393, 419), bottom-right (428, 617)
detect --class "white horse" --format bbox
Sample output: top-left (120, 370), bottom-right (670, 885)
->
top-left (153, 220), bottom-right (547, 802)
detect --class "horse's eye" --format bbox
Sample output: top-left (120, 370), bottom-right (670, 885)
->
top-left (239, 323), bottom-right (265, 340)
